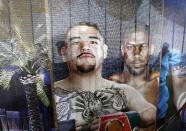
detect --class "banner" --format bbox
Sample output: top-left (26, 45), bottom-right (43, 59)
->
top-left (1, 0), bottom-right (186, 131)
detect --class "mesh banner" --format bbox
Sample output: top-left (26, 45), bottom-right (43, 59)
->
top-left (52, 0), bottom-right (162, 131)
top-left (0, 0), bottom-right (55, 130)
top-left (0, 0), bottom-right (186, 131)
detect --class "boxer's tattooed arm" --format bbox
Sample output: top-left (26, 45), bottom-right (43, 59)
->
top-left (56, 97), bottom-right (72, 120)
top-left (111, 89), bottom-right (128, 111)
top-left (106, 87), bottom-right (128, 111)
top-left (55, 87), bottom-right (79, 121)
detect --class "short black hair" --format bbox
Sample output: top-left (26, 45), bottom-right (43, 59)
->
top-left (56, 41), bottom-right (66, 55)
top-left (78, 22), bottom-right (101, 33)
top-left (122, 24), bottom-right (149, 43)
top-left (67, 22), bottom-right (101, 35)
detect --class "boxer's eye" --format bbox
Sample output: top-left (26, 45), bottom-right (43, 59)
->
top-left (90, 40), bottom-right (98, 45)
top-left (71, 41), bottom-right (80, 45)
top-left (141, 44), bottom-right (147, 50)
top-left (127, 44), bottom-right (133, 50)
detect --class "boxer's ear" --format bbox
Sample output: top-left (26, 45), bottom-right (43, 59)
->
top-left (149, 44), bottom-right (154, 55)
top-left (103, 44), bottom-right (108, 59)
top-left (121, 42), bottom-right (125, 56)
top-left (60, 43), bottom-right (68, 62)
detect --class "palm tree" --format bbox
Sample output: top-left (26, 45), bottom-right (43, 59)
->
top-left (0, 24), bottom-right (50, 130)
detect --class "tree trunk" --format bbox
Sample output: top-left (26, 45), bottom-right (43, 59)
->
top-left (24, 83), bottom-right (42, 131)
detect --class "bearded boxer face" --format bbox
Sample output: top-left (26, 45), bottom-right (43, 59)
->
top-left (122, 31), bottom-right (149, 75)
top-left (65, 25), bottom-right (106, 73)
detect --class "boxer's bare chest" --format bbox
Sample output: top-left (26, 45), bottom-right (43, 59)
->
top-left (55, 87), bottom-right (128, 123)
top-left (127, 78), bottom-right (159, 106)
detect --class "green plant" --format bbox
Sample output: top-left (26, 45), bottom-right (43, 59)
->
top-left (0, 24), bottom-right (50, 130)
top-left (0, 24), bottom-right (50, 106)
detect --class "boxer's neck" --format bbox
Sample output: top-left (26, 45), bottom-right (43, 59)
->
top-left (67, 68), bottom-right (103, 91)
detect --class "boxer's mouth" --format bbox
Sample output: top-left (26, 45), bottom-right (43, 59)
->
top-left (78, 52), bottom-right (95, 58)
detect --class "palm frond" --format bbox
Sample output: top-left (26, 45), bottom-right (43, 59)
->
top-left (0, 70), bottom-right (14, 90)
top-left (36, 78), bottom-right (49, 107)
top-left (0, 23), bottom-right (51, 106)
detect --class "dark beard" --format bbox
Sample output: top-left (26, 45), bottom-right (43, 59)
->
top-left (76, 65), bottom-right (96, 73)
top-left (127, 65), bottom-right (145, 76)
